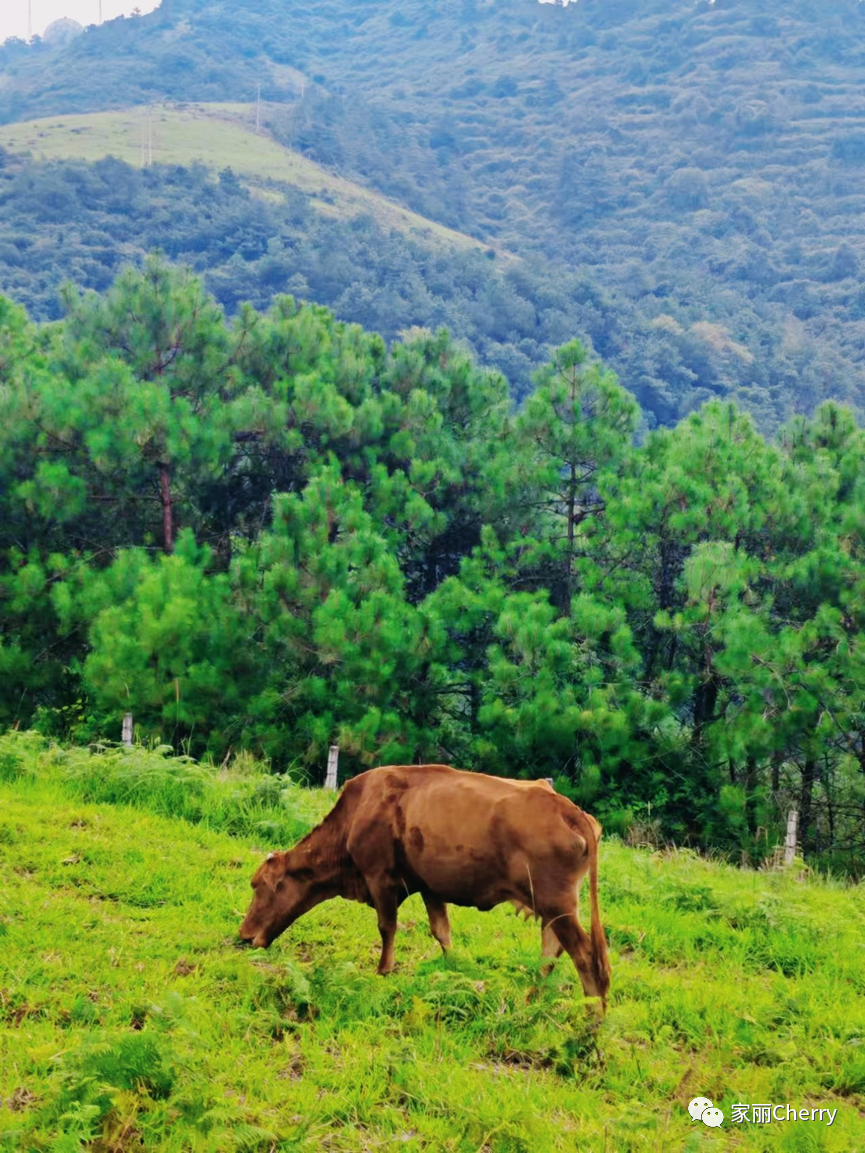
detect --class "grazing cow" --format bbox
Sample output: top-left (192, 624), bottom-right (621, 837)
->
top-left (239, 764), bottom-right (611, 1011)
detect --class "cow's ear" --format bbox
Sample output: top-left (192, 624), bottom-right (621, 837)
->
top-left (266, 852), bottom-right (276, 862)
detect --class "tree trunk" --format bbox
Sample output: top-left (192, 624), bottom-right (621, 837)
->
top-left (469, 674), bottom-right (480, 734)
top-left (565, 460), bottom-right (576, 608)
top-left (744, 755), bottom-right (758, 835)
top-left (159, 463), bottom-right (174, 554)
top-left (692, 675), bottom-right (719, 748)
top-left (825, 769), bottom-right (835, 852)
top-left (771, 749), bottom-right (782, 795)
top-left (799, 757), bottom-right (817, 856)
top-left (646, 536), bottom-right (683, 677)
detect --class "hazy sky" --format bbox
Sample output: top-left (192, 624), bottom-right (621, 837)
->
top-left (1, 1), bottom-right (161, 44)
top-left (0, 1), bottom-right (571, 45)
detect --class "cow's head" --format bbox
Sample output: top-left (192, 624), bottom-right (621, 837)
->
top-left (238, 851), bottom-right (315, 948)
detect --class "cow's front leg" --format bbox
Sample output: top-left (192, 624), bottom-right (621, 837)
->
top-left (540, 918), bottom-right (565, 977)
top-left (369, 884), bottom-right (399, 974)
top-left (423, 895), bottom-right (452, 954)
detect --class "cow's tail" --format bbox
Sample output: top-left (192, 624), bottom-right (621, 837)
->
top-left (586, 815), bottom-right (611, 1002)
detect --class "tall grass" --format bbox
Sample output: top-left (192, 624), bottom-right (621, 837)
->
top-left (0, 730), bottom-right (328, 845)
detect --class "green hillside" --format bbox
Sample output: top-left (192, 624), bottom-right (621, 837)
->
top-left (4, 0), bottom-right (865, 426)
top-left (1, 732), bottom-right (863, 1151)
top-left (0, 109), bottom-right (581, 400)
top-left (0, 101), bottom-right (600, 402)
top-left (0, 104), bottom-right (489, 253)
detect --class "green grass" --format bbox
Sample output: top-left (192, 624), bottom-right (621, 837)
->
top-left (0, 731), bottom-right (863, 1151)
top-left (0, 103), bottom-right (489, 253)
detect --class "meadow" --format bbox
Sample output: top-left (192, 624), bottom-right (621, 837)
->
top-left (0, 730), bottom-right (863, 1152)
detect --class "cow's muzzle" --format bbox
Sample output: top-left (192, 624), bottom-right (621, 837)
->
top-left (238, 927), bottom-right (269, 949)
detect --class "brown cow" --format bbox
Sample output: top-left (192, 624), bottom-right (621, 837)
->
top-left (239, 764), bottom-right (611, 1011)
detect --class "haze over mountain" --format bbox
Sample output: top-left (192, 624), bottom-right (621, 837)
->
top-left (3, 0), bottom-right (865, 427)
top-left (0, 1), bottom-right (160, 44)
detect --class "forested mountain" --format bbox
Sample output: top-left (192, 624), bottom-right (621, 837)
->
top-left (0, 120), bottom-right (618, 402)
top-left (3, 0), bottom-right (865, 427)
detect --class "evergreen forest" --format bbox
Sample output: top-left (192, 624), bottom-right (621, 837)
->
top-left (2, 261), bottom-right (865, 875)
top-left (0, 145), bottom-right (613, 405)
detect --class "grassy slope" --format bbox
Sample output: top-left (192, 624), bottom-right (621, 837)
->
top-left (0, 103), bottom-right (488, 254)
top-left (0, 736), bottom-right (863, 1151)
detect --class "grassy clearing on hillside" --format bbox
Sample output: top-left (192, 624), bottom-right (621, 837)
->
top-left (0, 732), bottom-right (863, 1151)
top-left (0, 104), bottom-right (486, 253)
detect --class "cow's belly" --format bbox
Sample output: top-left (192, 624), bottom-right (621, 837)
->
top-left (405, 857), bottom-right (518, 911)
top-left (395, 789), bottom-right (532, 906)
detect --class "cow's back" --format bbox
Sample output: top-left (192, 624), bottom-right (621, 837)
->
top-left (344, 764), bottom-right (589, 911)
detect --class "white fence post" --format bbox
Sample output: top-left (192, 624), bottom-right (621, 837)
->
top-left (325, 745), bottom-right (339, 790)
top-left (784, 810), bottom-right (798, 865)
top-left (122, 713), bottom-right (133, 748)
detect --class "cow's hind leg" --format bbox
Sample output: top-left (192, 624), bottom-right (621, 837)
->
top-left (423, 895), bottom-right (452, 954)
top-left (540, 919), bottom-right (565, 977)
top-left (544, 910), bottom-right (605, 1012)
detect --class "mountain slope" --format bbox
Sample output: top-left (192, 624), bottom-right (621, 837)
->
top-left (3, 0), bottom-right (865, 427)
top-left (0, 103), bottom-right (488, 252)
top-left (0, 118), bottom-right (584, 400)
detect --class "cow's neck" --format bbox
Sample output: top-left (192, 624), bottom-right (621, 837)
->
top-left (288, 814), bottom-right (368, 904)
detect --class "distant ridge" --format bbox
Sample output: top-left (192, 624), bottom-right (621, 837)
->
top-left (3, 0), bottom-right (865, 427)
top-left (0, 103), bottom-right (493, 255)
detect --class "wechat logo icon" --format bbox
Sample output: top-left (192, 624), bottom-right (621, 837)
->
top-left (688, 1097), bottom-right (724, 1127)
